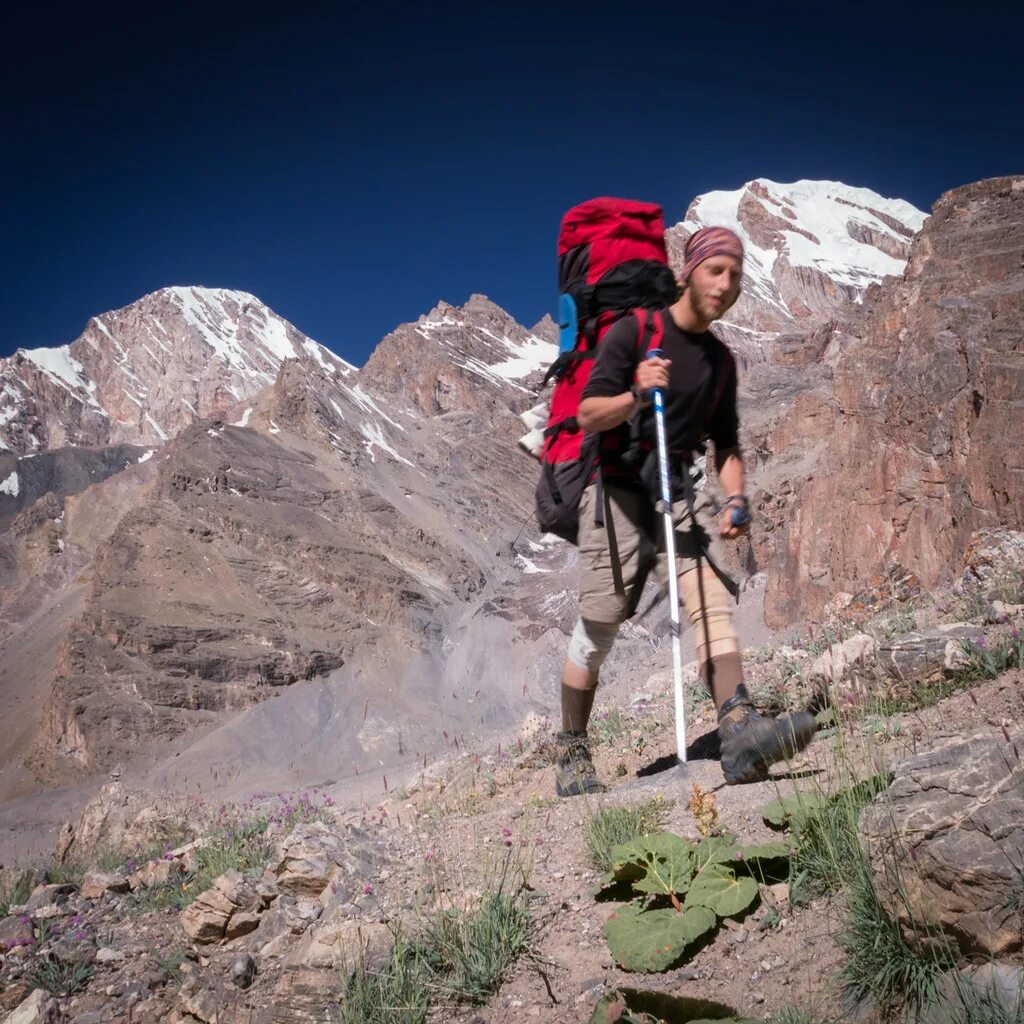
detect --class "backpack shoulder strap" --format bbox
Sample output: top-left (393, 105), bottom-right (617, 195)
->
top-left (631, 307), bottom-right (665, 365)
top-left (707, 335), bottom-right (736, 415)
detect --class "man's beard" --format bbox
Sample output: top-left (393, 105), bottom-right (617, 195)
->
top-left (695, 289), bottom-right (725, 323)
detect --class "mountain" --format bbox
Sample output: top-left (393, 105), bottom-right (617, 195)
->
top-left (666, 178), bottom-right (928, 363)
top-left (765, 175), bottom-right (1024, 624)
top-left (0, 287), bottom-right (354, 457)
top-left (7, 174), bottom-right (994, 819)
top-left (0, 291), bottom-right (577, 802)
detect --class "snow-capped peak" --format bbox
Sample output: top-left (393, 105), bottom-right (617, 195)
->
top-left (682, 178), bottom-right (927, 297)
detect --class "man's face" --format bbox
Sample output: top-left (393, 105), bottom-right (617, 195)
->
top-left (688, 255), bottom-right (743, 322)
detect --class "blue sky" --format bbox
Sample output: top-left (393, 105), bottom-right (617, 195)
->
top-left (2, 0), bottom-right (1021, 365)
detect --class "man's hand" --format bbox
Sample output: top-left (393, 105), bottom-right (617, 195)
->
top-left (719, 506), bottom-right (750, 540)
top-left (634, 357), bottom-right (671, 402)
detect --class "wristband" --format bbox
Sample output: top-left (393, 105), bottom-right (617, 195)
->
top-left (630, 383), bottom-right (650, 406)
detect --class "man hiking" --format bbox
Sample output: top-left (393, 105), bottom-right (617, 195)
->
top-left (554, 226), bottom-right (817, 796)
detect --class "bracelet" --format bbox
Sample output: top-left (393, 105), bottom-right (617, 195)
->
top-left (725, 494), bottom-right (749, 509)
top-left (630, 383), bottom-right (650, 406)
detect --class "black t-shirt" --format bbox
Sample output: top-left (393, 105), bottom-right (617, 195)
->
top-left (582, 309), bottom-right (739, 477)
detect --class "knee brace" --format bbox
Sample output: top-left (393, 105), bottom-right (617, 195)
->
top-left (566, 617), bottom-right (620, 672)
top-left (679, 568), bottom-right (740, 659)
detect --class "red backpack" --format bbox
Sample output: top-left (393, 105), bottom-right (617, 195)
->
top-left (534, 198), bottom-right (678, 542)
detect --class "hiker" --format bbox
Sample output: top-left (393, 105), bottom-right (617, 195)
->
top-left (553, 226), bottom-right (817, 796)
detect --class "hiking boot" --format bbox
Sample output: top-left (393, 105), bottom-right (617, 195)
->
top-left (717, 697), bottom-right (817, 785)
top-left (554, 731), bottom-right (606, 798)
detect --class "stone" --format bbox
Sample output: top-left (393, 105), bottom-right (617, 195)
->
top-left (876, 623), bottom-right (984, 682)
top-left (23, 885), bottom-right (75, 913)
top-left (859, 729), bottom-right (1024, 957)
top-left (0, 916), bottom-right (35, 951)
top-left (0, 985), bottom-right (32, 1013)
top-left (225, 911), bottom-right (261, 940)
top-left (2, 989), bottom-right (58, 1024)
top-left (80, 871), bottom-right (129, 900)
top-left (129, 857), bottom-right (184, 890)
top-left (269, 910), bottom-right (391, 1022)
top-left (95, 946), bottom-right (126, 963)
top-left (806, 633), bottom-right (877, 686)
top-left (177, 977), bottom-right (223, 1024)
top-left (54, 782), bottom-right (196, 868)
top-left (180, 870), bottom-right (263, 945)
top-left (272, 822), bottom-right (347, 897)
top-left (230, 953), bottom-right (256, 989)
top-left (920, 963), bottom-right (1024, 1024)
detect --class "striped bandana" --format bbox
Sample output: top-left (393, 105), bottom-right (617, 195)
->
top-left (681, 227), bottom-right (745, 281)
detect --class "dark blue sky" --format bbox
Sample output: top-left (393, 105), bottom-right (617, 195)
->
top-left (3, 1), bottom-right (1021, 366)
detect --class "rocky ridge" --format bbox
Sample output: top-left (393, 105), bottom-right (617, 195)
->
top-left (1, 539), bottom-right (1022, 1023)
top-left (0, 287), bottom-right (354, 457)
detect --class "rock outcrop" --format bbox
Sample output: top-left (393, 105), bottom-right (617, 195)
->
top-left (859, 727), bottom-right (1024, 957)
top-left (766, 177), bottom-right (1024, 625)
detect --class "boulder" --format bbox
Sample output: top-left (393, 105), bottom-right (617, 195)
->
top-left (55, 782), bottom-right (195, 867)
top-left (876, 623), bottom-right (984, 682)
top-left (920, 963), bottom-right (1024, 1024)
top-left (0, 916), bottom-right (34, 951)
top-left (180, 870), bottom-right (263, 945)
top-left (2, 989), bottom-right (58, 1024)
top-left (269, 908), bottom-right (391, 1024)
top-left (859, 729), bottom-right (1024, 957)
top-left (806, 633), bottom-right (877, 686)
top-left (272, 822), bottom-right (381, 899)
top-left (963, 528), bottom-right (1024, 588)
top-left (129, 857), bottom-right (184, 890)
top-left (80, 871), bottom-right (129, 900)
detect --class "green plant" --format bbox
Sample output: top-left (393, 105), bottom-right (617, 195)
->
top-left (958, 636), bottom-right (1024, 680)
top-left (598, 833), bottom-right (790, 972)
top-left (154, 948), bottom-right (188, 986)
top-left (838, 865), bottom-right (951, 1019)
top-left (27, 957), bottom-right (94, 997)
top-left (419, 890), bottom-right (532, 1004)
top-left (590, 707), bottom-right (627, 747)
top-left (44, 860), bottom-right (85, 888)
top-left (949, 983), bottom-right (1024, 1024)
top-left (0, 869), bottom-right (33, 916)
top-left (339, 936), bottom-right (431, 1024)
top-left (768, 1008), bottom-right (818, 1024)
top-left (788, 777), bottom-right (890, 901)
top-left (586, 798), bottom-right (672, 872)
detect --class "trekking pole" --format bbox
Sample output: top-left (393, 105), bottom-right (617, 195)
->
top-left (647, 348), bottom-right (687, 764)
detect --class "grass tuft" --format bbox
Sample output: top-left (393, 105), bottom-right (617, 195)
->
top-left (339, 935), bottom-right (431, 1024)
top-left (0, 869), bottom-right (33, 917)
top-left (27, 957), bottom-right (94, 997)
top-left (838, 865), bottom-right (951, 1019)
top-left (585, 798), bottom-right (672, 873)
top-left (419, 890), bottom-right (532, 1004)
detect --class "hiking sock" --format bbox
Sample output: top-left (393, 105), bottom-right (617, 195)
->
top-left (561, 682), bottom-right (598, 734)
top-left (700, 652), bottom-right (745, 710)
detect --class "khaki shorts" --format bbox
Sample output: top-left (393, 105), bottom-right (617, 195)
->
top-left (578, 482), bottom-right (729, 624)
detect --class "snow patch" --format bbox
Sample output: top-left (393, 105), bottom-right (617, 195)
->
top-left (514, 554), bottom-right (550, 575)
top-left (359, 421), bottom-right (414, 466)
top-left (22, 345), bottom-right (101, 408)
top-left (145, 414), bottom-right (168, 441)
top-left (232, 407), bottom-right (253, 427)
top-left (137, 449), bottom-right (156, 464)
top-left (0, 471), bottom-right (19, 497)
top-left (269, 420), bottom-right (280, 434)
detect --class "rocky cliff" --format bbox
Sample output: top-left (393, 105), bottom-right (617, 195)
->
top-left (765, 176), bottom-right (1024, 624)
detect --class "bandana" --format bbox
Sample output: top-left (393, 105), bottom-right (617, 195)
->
top-left (681, 226), bottom-right (745, 281)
